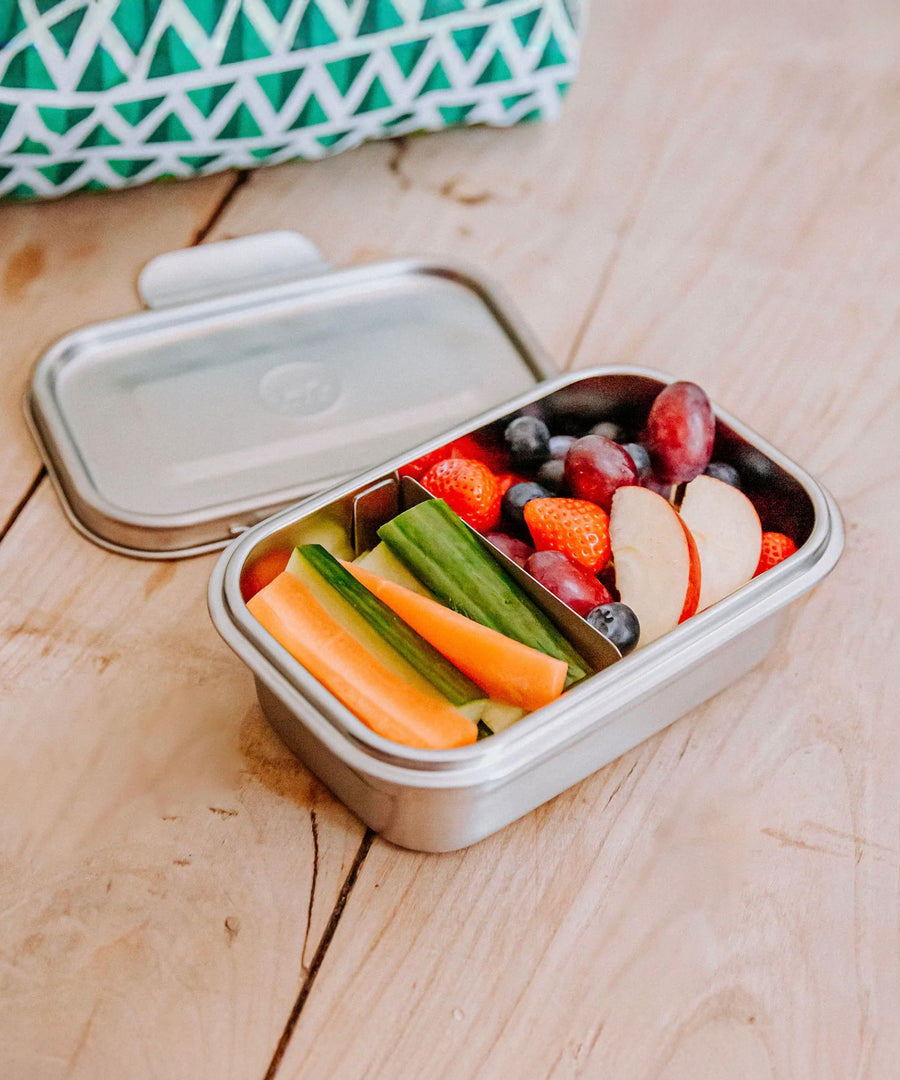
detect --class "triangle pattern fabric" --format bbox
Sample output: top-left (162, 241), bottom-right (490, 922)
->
top-left (48, 8), bottom-right (88, 57)
top-left (358, 0), bottom-right (405, 37)
top-left (147, 111), bottom-right (193, 143)
top-left (390, 38), bottom-right (429, 79)
top-left (217, 101), bottom-right (265, 140)
top-left (292, 2), bottom-right (339, 49)
top-left (264, 0), bottom-right (295, 22)
top-left (108, 157), bottom-right (155, 179)
top-left (2, 44), bottom-right (55, 90)
top-left (512, 8), bottom-right (541, 47)
top-left (326, 55), bottom-right (369, 96)
top-left (0, 103), bottom-right (18, 136)
top-left (222, 11), bottom-right (271, 66)
top-left (39, 105), bottom-right (94, 135)
top-left (181, 153), bottom-right (220, 169)
top-left (78, 123), bottom-right (121, 148)
top-left (14, 136), bottom-right (50, 155)
top-left (421, 0), bottom-right (466, 20)
top-left (185, 0), bottom-right (224, 38)
top-left (288, 91), bottom-right (330, 129)
top-left (1, 6), bottom-right (29, 42)
top-left (76, 46), bottom-right (128, 92)
top-left (451, 24), bottom-right (490, 62)
top-left (0, 0), bottom-right (580, 200)
top-left (115, 96), bottom-right (166, 126)
top-left (147, 26), bottom-right (202, 79)
top-left (257, 68), bottom-right (306, 112)
top-left (112, 0), bottom-right (164, 54)
top-left (186, 83), bottom-right (234, 119)
top-left (354, 74), bottom-right (392, 114)
top-left (537, 30), bottom-right (568, 69)
top-left (475, 48), bottom-right (513, 85)
top-left (420, 59), bottom-right (452, 94)
top-left (38, 159), bottom-right (82, 184)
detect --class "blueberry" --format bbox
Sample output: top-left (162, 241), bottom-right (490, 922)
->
top-left (504, 416), bottom-right (551, 465)
top-left (704, 461), bottom-right (742, 489)
top-left (536, 458), bottom-right (567, 493)
top-left (620, 442), bottom-right (651, 478)
top-left (548, 435), bottom-right (576, 461)
top-left (502, 481), bottom-right (550, 528)
top-left (589, 420), bottom-right (627, 442)
top-left (585, 602), bottom-right (640, 655)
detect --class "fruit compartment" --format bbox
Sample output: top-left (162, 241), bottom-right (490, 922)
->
top-left (481, 371), bottom-right (815, 546)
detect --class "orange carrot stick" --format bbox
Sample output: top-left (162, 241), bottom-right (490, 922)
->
top-left (247, 572), bottom-right (477, 750)
top-left (342, 560), bottom-right (567, 711)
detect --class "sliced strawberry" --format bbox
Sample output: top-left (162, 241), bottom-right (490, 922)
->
top-left (421, 458), bottom-right (502, 532)
top-left (523, 497), bottom-right (611, 574)
top-left (754, 532), bottom-right (798, 576)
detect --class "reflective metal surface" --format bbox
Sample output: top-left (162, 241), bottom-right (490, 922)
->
top-left (27, 239), bottom-right (553, 557)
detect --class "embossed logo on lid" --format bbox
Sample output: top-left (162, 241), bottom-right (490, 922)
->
top-left (258, 361), bottom-right (342, 416)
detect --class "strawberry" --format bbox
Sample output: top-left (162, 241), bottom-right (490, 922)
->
top-left (398, 446), bottom-right (453, 482)
top-left (447, 434), bottom-right (511, 474)
top-left (421, 458), bottom-right (502, 532)
top-left (399, 435), bottom-right (509, 482)
top-left (754, 531), bottom-right (798, 576)
top-left (523, 498), bottom-right (611, 573)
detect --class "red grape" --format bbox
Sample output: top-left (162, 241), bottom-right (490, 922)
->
top-left (483, 532), bottom-right (535, 568)
top-left (524, 550), bottom-right (613, 616)
top-left (564, 435), bottom-right (638, 512)
top-left (644, 382), bottom-right (715, 484)
top-left (640, 473), bottom-right (675, 497)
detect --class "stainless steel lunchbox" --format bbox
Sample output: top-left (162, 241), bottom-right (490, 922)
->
top-left (208, 369), bottom-right (842, 852)
top-left (26, 231), bottom-right (844, 852)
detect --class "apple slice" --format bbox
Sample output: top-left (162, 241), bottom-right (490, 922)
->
top-left (609, 486), bottom-right (701, 648)
top-left (678, 474), bottom-right (762, 612)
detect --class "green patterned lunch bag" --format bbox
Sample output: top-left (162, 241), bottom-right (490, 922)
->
top-left (0, 0), bottom-right (580, 200)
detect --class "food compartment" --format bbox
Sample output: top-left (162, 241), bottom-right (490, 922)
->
top-left (463, 373), bottom-right (815, 643)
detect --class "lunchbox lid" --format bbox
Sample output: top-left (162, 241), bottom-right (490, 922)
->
top-left (26, 231), bottom-right (555, 559)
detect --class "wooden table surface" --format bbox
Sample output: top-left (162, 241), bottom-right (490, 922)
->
top-left (2, 2), bottom-right (898, 1077)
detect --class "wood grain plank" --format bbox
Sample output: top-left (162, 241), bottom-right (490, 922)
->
top-left (0, 174), bottom-right (236, 527)
top-left (258, 2), bottom-right (900, 1077)
top-left (0, 485), bottom-right (366, 1079)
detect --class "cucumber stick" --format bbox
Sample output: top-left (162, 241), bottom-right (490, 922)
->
top-left (285, 549), bottom-right (440, 704)
top-left (292, 544), bottom-right (486, 711)
top-left (354, 542), bottom-right (435, 599)
top-left (378, 499), bottom-right (589, 684)
top-left (480, 701), bottom-right (525, 734)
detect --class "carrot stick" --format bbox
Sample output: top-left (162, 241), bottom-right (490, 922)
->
top-left (342, 560), bottom-right (567, 712)
top-left (247, 572), bottom-right (477, 750)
